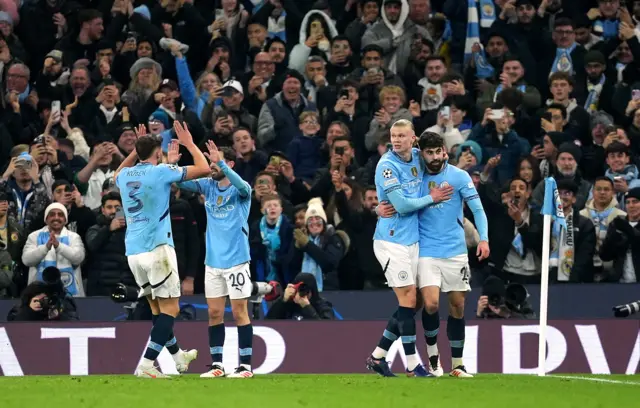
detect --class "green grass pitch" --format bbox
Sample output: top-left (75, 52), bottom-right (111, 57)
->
top-left (1, 374), bottom-right (638, 407)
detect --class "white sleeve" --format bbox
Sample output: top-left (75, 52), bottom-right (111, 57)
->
top-left (21, 232), bottom-right (50, 267)
top-left (56, 233), bottom-right (86, 265)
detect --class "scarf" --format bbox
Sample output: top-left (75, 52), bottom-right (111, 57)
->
top-left (479, 0), bottom-right (496, 28)
top-left (550, 43), bottom-right (577, 76)
top-left (268, 11), bottom-right (287, 42)
top-left (35, 228), bottom-right (81, 296)
top-left (540, 159), bottom-right (551, 179)
top-left (550, 210), bottom-right (574, 281)
top-left (511, 207), bottom-right (530, 257)
top-left (589, 206), bottom-right (614, 267)
top-left (301, 235), bottom-right (323, 292)
top-left (474, 49), bottom-right (495, 79)
top-left (381, 5), bottom-right (406, 74)
top-left (494, 83), bottom-right (526, 102)
top-left (465, 0), bottom-right (481, 65)
top-left (605, 165), bottom-right (639, 210)
top-left (616, 62), bottom-right (626, 83)
top-left (593, 19), bottom-right (619, 40)
top-left (259, 215), bottom-right (282, 282)
top-left (10, 185), bottom-right (34, 227)
top-left (418, 78), bottom-right (443, 111)
top-left (584, 75), bottom-right (606, 113)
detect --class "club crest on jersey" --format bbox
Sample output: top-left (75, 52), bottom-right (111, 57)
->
top-left (440, 181), bottom-right (450, 188)
top-left (383, 169), bottom-right (393, 179)
top-left (411, 167), bottom-right (418, 177)
top-left (428, 181), bottom-right (436, 189)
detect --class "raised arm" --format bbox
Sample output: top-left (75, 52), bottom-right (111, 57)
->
top-left (204, 140), bottom-right (251, 198)
top-left (174, 121), bottom-right (210, 181)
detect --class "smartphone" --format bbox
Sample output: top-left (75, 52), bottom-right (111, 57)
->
top-left (490, 109), bottom-right (505, 120)
top-left (633, 89), bottom-right (640, 100)
top-left (33, 135), bottom-right (46, 145)
top-left (339, 89), bottom-right (349, 99)
top-left (440, 106), bottom-right (450, 119)
top-left (367, 67), bottom-right (379, 75)
top-left (51, 100), bottom-right (61, 117)
top-left (269, 156), bottom-right (281, 167)
top-left (116, 207), bottom-right (125, 219)
top-left (614, 176), bottom-right (623, 181)
top-left (335, 146), bottom-right (345, 155)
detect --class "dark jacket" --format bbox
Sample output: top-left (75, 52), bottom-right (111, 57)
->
top-left (170, 197), bottom-right (200, 280)
top-left (2, 217), bottom-right (27, 298)
top-left (531, 171), bottom-right (592, 211)
top-left (249, 214), bottom-right (296, 285)
top-left (9, 281), bottom-right (78, 321)
top-left (0, 179), bottom-right (51, 233)
top-left (85, 214), bottom-right (134, 296)
top-left (291, 225), bottom-right (348, 291)
top-left (257, 92), bottom-right (317, 152)
top-left (265, 272), bottom-right (335, 320)
top-left (235, 150), bottom-right (269, 184)
top-left (287, 134), bottom-right (324, 182)
top-left (599, 216), bottom-right (640, 282)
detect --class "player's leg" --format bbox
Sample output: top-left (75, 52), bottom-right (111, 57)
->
top-left (225, 263), bottom-right (254, 378)
top-left (418, 257), bottom-right (444, 376)
top-left (201, 266), bottom-right (228, 378)
top-left (442, 256), bottom-right (472, 378)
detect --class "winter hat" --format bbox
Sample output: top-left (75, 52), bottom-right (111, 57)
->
top-left (129, 57), bottom-right (162, 80)
top-left (0, 11), bottom-right (13, 26)
top-left (455, 140), bottom-right (483, 164)
top-left (546, 131), bottom-right (573, 148)
top-left (557, 142), bottom-right (582, 163)
top-left (305, 197), bottom-right (327, 224)
top-left (626, 187), bottom-right (640, 201)
top-left (133, 5), bottom-right (151, 20)
top-left (584, 50), bottom-right (606, 66)
top-left (44, 203), bottom-right (68, 222)
top-left (281, 69), bottom-right (304, 87)
top-left (590, 111), bottom-right (614, 130)
top-left (149, 109), bottom-right (170, 129)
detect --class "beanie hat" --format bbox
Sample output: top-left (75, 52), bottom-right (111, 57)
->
top-left (149, 109), bottom-right (170, 129)
top-left (44, 203), bottom-right (68, 223)
top-left (305, 197), bottom-right (327, 224)
top-left (129, 57), bottom-right (162, 80)
top-left (133, 5), bottom-right (151, 20)
top-left (455, 140), bottom-right (483, 164)
top-left (557, 142), bottom-right (582, 163)
top-left (626, 187), bottom-right (640, 201)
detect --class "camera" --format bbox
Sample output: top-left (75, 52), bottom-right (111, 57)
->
top-left (39, 266), bottom-right (67, 311)
top-left (292, 282), bottom-right (310, 298)
top-left (111, 283), bottom-right (139, 303)
top-left (482, 276), bottom-right (531, 316)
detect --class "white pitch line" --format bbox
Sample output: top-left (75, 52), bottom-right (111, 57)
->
top-left (551, 375), bottom-right (640, 385)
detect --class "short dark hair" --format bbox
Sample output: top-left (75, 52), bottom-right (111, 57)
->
top-left (293, 203), bottom-right (307, 214)
top-left (338, 79), bottom-right (359, 93)
top-left (219, 146), bottom-right (236, 164)
top-left (509, 176), bottom-right (530, 189)
top-left (554, 17), bottom-right (575, 30)
top-left (232, 127), bottom-right (255, 140)
top-left (78, 9), bottom-right (102, 25)
top-left (549, 71), bottom-right (574, 86)
top-left (101, 191), bottom-right (122, 207)
top-left (331, 136), bottom-right (353, 148)
top-left (547, 103), bottom-right (568, 119)
top-left (425, 55), bottom-right (446, 65)
top-left (331, 35), bottom-right (351, 46)
top-left (442, 95), bottom-right (471, 113)
top-left (419, 132), bottom-right (445, 150)
top-left (594, 176), bottom-right (614, 188)
top-left (361, 44), bottom-right (383, 57)
top-left (260, 194), bottom-right (281, 206)
top-left (364, 184), bottom-right (377, 193)
top-left (135, 135), bottom-right (161, 160)
top-left (57, 138), bottom-right (74, 151)
top-left (606, 141), bottom-right (630, 156)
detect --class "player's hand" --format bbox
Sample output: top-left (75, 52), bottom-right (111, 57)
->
top-left (293, 292), bottom-right (311, 307)
top-left (293, 228), bottom-right (309, 248)
top-left (376, 201), bottom-right (396, 218)
top-left (477, 295), bottom-right (488, 317)
top-left (203, 140), bottom-right (221, 163)
top-left (283, 284), bottom-right (296, 302)
top-left (173, 121), bottom-right (194, 146)
top-left (429, 185), bottom-right (454, 203)
top-left (166, 140), bottom-right (182, 164)
top-left (181, 277), bottom-right (194, 296)
top-left (476, 240), bottom-right (490, 261)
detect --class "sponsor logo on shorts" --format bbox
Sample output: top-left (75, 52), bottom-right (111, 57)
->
top-left (398, 271), bottom-right (408, 281)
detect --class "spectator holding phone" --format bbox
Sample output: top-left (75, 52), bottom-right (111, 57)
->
top-left (29, 180), bottom-right (96, 248)
top-left (84, 192), bottom-right (135, 296)
top-left (265, 272), bottom-right (335, 320)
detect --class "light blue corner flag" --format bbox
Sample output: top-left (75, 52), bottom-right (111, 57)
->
top-left (541, 177), bottom-right (566, 230)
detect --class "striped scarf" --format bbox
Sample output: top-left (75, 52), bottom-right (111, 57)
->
top-left (584, 75), bottom-right (605, 113)
top-left (550, 43), bottom-right (577, 76)
top-left (35, 228), bottom-right (81, 296)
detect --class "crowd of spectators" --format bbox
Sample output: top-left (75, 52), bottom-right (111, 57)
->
top-left (1, 0), bottom-right (640, 300)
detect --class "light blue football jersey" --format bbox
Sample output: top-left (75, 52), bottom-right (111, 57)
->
top-left (180, 164), bottom-right (252, 269)
top-left (115, 162), bottom-right (187, 256)
top-left (419, 163), bottom-right (480, 258)
top-left (374, 148), bottom-right (423, 245)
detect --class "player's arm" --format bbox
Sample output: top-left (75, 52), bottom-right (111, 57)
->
top-left (218, 161), bottom-right (251, 198)
top-left (174, 121), bottom-right (211, 181)
top-left (460, 176), bottom-right (489, 242)
top-left (376, 163), bottom-right (435, 215)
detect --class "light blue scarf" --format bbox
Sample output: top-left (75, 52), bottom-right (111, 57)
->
top-left (593, 20), bottom-right (619, 40)
top-left (584, 75), bottom-right (606, 113)
top-left (260, 215), bottom-right (281, 282)
top-left (494, 83), bottom-right (526, 101)
top-left (589, 207), bottom-right (614, 236)
top-left (550, 43), bottom-right (577, 75)
top-left (301, 235), bottom-right (323, 292)
top-left (36, 230), bottom-right (80, 296)
top-left (465, 0), bottom-right (481, 65)
top-left (479, 0), bottom-right (496, 28)
top-left (605, 165), bottom-right (639, 211)
top-left (474, 49), bottom-right (495, 79)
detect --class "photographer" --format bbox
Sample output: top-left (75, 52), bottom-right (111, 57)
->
top-left (265, 273), bottom-right (334, 320)
top-left (8, 268), bottom-right (79, 321)
top-left (476, 276), bottom-right (536, 319)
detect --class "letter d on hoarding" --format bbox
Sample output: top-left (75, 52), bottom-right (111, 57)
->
top-left (502, 325), bottom-right (566, 374)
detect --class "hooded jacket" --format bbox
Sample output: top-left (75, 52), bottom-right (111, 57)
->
top-left (288, 10), bottom-right (339, 73)
top-left (265, 272), bottom-right (335, 320)
top-left (361, 0), bottom-right (430, 75)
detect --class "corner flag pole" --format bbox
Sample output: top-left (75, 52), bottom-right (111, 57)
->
top-left (538, 213), bottom-right (551, 377)
top-left (538, 177), bottom-right (566, 377)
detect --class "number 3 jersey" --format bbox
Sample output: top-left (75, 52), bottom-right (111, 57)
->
top-left (116, 163), bottom-right (187, 256)
top-left (180, 177), bottom-right (252, 269)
